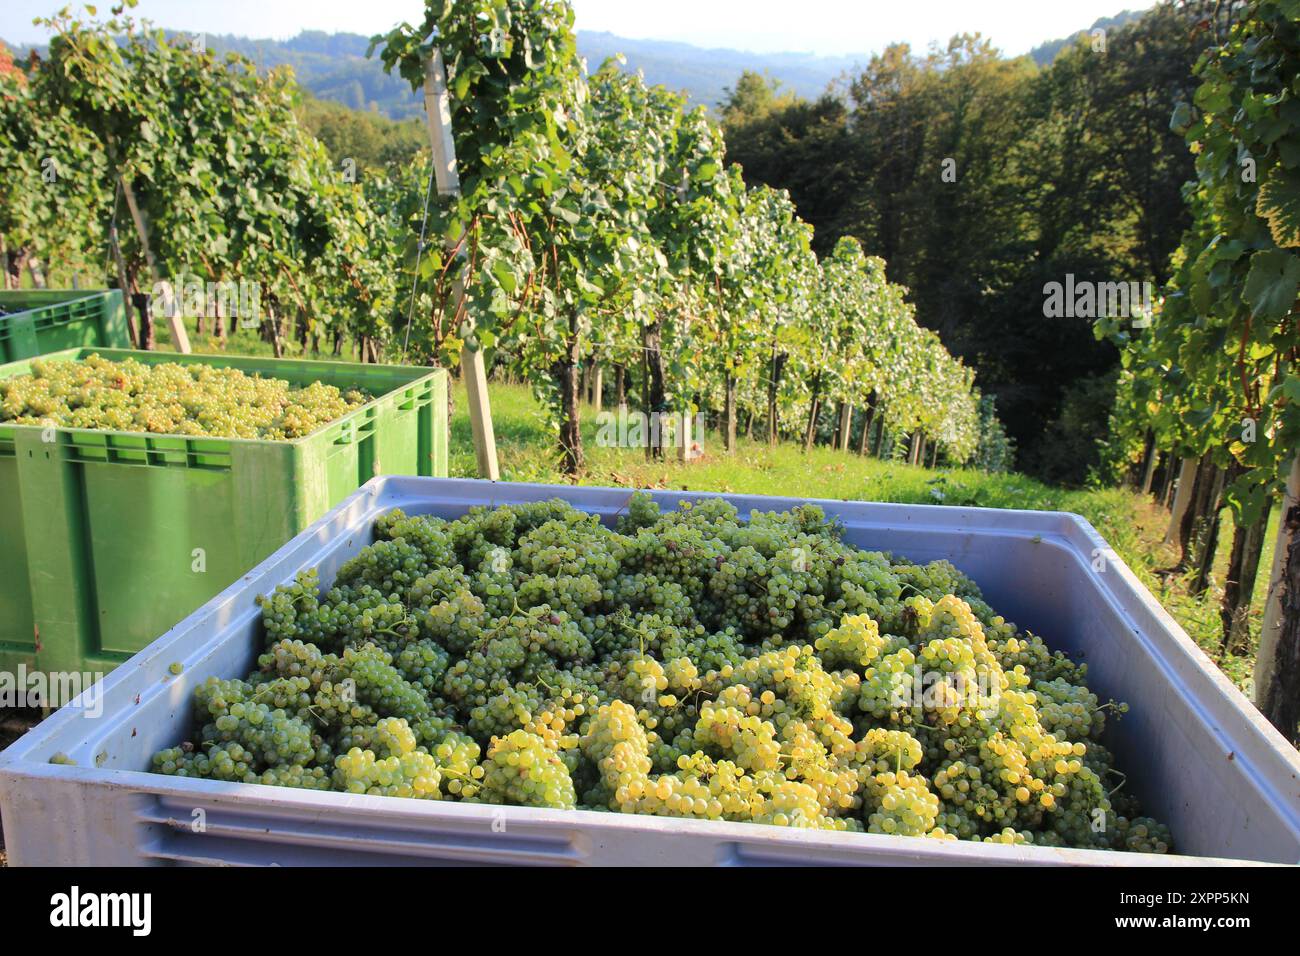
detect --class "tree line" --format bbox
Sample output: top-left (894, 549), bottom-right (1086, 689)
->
top-left (719, 1), bottom-right (1225, 484)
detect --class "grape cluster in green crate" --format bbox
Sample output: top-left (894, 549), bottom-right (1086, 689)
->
top-left (0, 353), bottom-right (369, 439)
top-left (152, 494), bottom-right (1170, 853)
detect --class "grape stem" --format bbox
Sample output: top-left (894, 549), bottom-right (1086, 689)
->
top-left (1105, 768), bottom-right (1128, 798)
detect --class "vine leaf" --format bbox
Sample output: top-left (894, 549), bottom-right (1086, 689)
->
top-left (1243, 249), bottom-right (1300, 320)
top-left (1257, 167), bottom-right (1300, 249)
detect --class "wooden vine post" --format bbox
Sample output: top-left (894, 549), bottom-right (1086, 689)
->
top-left (1163, 457), bottom-right (1197, 544)
top-left (1254, 451), bottom-right (1300, 740)
top-left (119, 174), bottom-right (190, 354)
top-left (423, 48), bottom-right (499, 481)
top-left (107, 214), bottom-right (139, 345)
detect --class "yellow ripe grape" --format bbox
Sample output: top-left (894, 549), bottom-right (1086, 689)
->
top-left (1, 355), bottom-right (368, 439)
top-left (480, 731), bottom-right (576, 809)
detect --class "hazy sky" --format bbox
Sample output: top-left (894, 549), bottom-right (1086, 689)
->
top-left (0, 1), bottom-right (1158, 57)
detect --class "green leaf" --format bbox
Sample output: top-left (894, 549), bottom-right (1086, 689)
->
top-left (1257, 167), bottom-right (1300, 249)
top-left (491, 257), bottom-right (519, 294)
top-left (1243, 249), bottom-right (1300, 319)
top-left (551, 204), bottom-right (580, 226)
top-left (1193, 78), bottom-right (1232, 115)
top-left (1170, 101), bottom-right (1192, 133)
top-left (1281, 374), bottom-right (1300, 405)
top-left (1225, 474), bottom-right (1274, 527)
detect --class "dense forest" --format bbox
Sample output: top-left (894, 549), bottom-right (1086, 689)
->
top-left (720, 1), bottom-right (1222, 484)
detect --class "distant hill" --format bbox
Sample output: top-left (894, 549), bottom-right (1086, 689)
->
top-left (2, 10), bottom-right (1149, 118)
top-left (200, 30), bottom-right (423, 117)
top-left (577, 32), bottom-right (860, 107)
top-left (1028, 10), bottom-right (1147, 65)
top-left (193, 29), bottom-right (862, 117)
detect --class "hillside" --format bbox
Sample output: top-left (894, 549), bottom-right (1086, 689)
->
top-left (1028, 9), bottom-right (1147, 65)
top-left (576, 31), bottom-right (859, 107)
top-left (213, 13), bottom-right (1153, 112)
top-left (199, 29), bottom-right (860, 116)
top-left (167, 321), bottom-right (1266, 700)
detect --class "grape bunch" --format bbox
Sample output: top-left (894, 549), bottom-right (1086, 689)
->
top-left (0, 353), bottom-right (369, 439)
top-left (151, 493), bottom-right (1171, 855)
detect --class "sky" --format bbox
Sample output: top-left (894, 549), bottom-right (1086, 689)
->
top-left (0, 0), bottom-right (1158, 57)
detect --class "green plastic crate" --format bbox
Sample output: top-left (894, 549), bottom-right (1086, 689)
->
top-left (0, 347), bottom-right (448, 698)
top-left (0, 289), bottom-right (131, 362)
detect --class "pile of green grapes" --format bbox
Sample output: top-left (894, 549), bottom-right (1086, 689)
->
top-left (152, 494), bottom-right (1171, 853)
top-left (0, 353), bottom-right (369, 439)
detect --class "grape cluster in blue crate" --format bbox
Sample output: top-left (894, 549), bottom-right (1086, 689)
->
top-left (151, 494), bottom-right (1171, 853)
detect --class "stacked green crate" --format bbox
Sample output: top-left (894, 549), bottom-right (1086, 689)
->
top-left (0, 347), bottom-right (448, 697)
top-left (0, 290), bottom-right (130, 361)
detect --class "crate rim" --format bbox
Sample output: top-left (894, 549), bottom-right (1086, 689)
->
top-left (3, 476), bottom-right (1297, 866)
top-left (0, 756), bottom-right (1267, 866)
top-left (0, 347), bottom-right (445, 448)
top-left (0, 289), bottom-right (110, 311)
